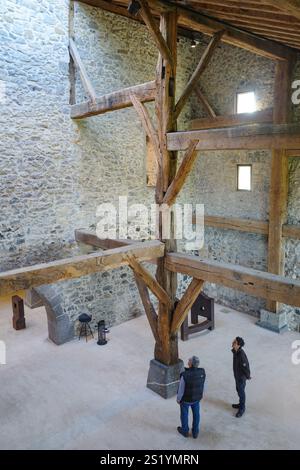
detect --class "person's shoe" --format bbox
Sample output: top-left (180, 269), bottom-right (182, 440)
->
top-left (235, 410), bottom-right (245, 418)
top-left (177, 426), bottom-right (188, 437)
top-left (232, 404), bottom-right (240, 409)
top-left (192, 433), bottom-right (199, 439)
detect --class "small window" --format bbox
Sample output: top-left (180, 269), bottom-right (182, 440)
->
top-left (236, 91), bottom-right (256, 114)
top-left (237, 165), bottom-right (252, 191)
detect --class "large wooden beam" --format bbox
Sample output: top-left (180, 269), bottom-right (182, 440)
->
top-left (69, 38), bottom-right (97, 102)
top-left (138, 0), bottom-right (174, 68)
top-left (267, 58), bottom-right (295, 312)
top-left (203, 215), bottom-right (269, 236)
top-left (127, 254), bottom-right (172, 308)
top-left (163, 140), bottom-right (199, 206)
top-left (262, 0), bottom-right (300, 21)
top-left (134, 273), bottom-right (159, 342)
top-left (0, 241), bottom-right (164, 297)
top-left (166, 253), bottom-right (300, 308)
top-left (155, 11), bottom-right (179, 366)
top-left (74, 229), bottom-right (137, 249)
top-left (173, 1), bottom-right (296, 60)
top-left (174, 30), bottom-right (224, 120)
top-left (283, 224), bottom-right (300, 239)
top-left (167, 123), bottom-right (300, 151)
top-left (71, 81), bottom-right (156, 119)
top-left (171, 278), bottom-right (204, 334)
top-left (190, 108), bottom-right (274, 130)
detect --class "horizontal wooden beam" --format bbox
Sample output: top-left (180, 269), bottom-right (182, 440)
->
top-left (75, 229), bottom-right (136, 249)
top-left (287, 149), bottom-right (300, 157)
top-left (166, 252), bottom-right (300, 308)
top-left (167, 123), bottom-right (300, 151)
top-left (71, 80), bottom-right (156, 119)
top-left (203, 215), bottom-right (269, 235)
top-left (282, 224), bottom-right (300, 239)
top-left (0, 241), bottom-right (164, 297)
top-left (190, 108), bottom-right (274, 130)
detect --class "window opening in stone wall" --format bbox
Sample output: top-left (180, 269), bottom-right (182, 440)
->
top-left (237, 164), bottom-right (252, 191)
top-left (236, 91), bottom-right (256, 114)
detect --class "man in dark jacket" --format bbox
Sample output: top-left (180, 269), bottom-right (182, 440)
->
top-left (232, 336), bottom-right (251, 418)
top-left (177, 356), bottom-right (206, 438)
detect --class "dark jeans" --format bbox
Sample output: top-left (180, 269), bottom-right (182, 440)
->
top-left (180, 401), bottom-right (200, 436)
top-left (235, 378), bottom-right (246, 412)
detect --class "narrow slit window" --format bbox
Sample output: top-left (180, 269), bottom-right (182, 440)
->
top-left (236, 91), bottom-right (256, 114)
top-left (237, 165), bottom-right (252, 191)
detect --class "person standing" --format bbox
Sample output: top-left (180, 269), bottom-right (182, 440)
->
top-left (232, 337), bottom-right (251, 418)
top-left (177, 356), bottom-right (206, 438)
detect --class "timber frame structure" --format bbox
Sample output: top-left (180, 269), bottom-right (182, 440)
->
top-left (1, 0), bottom-right (300, 396)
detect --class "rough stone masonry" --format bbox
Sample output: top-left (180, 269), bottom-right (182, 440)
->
top-left (0, 0), bottom-right (299, 342)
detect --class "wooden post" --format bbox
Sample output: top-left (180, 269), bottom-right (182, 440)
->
top-left (154, 10), bottom-right (178, 366)
top-left (267, 57), bottom-right (295, 312)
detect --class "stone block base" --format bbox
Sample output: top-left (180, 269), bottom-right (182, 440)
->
top-left (147, 359), bottom-right (184, 399)
top-left (24, 289), bottom-right (44, 309)
top-left (256, 309), bottom-right (288, 334)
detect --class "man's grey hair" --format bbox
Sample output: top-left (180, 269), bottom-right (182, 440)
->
top-left (189, 355), bottom-right (200, 368)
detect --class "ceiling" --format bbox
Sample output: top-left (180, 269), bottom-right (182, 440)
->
top-left (79, 0), bottom-right (300, 51)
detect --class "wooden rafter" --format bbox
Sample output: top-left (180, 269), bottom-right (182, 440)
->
top-left (261, 0), bottom-right (300, 21)
top-left (71, 81), bottom-right (156, 119)
top-left (163, 140), bottom-right (199, 206)
top-left (69, 38), bottom-right (97, 102)
top-left (170, 278), bottom-right (204, 334)
top-left (166, 252), bottom-right (300, 308)
top-left (167, 123), bottom-right (300, 151)
top-left (174, 30), bottom-right (224, 119)
top-left (0, 241), bottom-right (164, 297)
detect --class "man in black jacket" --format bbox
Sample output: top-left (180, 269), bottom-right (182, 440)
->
top-left (176, 356), bottom-right (206, 438)
top-left (232, 336), bottom-right (251, 418)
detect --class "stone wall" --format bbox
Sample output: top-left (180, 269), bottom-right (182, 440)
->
top-left (0, 0), bottom-right (299, 340)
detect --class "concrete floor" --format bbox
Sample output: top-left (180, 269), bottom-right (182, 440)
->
top-left (0, 297), bottom-right (299, 450)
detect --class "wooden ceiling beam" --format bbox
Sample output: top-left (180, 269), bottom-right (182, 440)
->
top-left (261, 0), bottom-right (300, 21)
top-left (71, 80), bottom-right (156, 119)
top-left (0, 241), bottom-right (165, 297)
top-left (166, 252), bottom-right (300, 308)
top-left (167, 123), bottom-right (300, 151)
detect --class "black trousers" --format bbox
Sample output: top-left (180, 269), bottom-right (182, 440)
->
top-left (235, 378), bottom-right (246, 412)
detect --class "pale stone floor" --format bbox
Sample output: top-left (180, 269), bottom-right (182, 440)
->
top-left (0, 297), bottom-right (299, 450)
